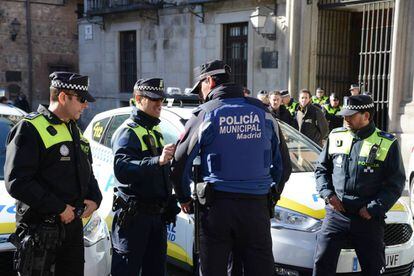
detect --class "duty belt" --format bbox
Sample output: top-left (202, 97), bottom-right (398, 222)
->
top-left (113, 195), bottom-right (167, 215)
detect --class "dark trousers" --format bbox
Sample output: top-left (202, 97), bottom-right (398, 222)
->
top-left (111, 211), bottom-right (167, 276)
top-left (54, 218), bottom-right (84, 276)
top-left (199, 195), bottom-right (274, 276)
top-left (313, 206), bottom-right (385, 276)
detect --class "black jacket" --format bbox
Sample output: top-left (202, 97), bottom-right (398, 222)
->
top-left (315, 122), bottom-right (405, 217)
top-left (112, 108), bottom-right (171, 202)
top-left (295, 103), bottom-right (329, 146)
top-left (5, 105), bottom-right (102, 222)
top-left (269, 105), bottom-right (297, 129)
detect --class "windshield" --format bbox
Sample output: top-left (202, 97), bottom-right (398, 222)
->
top-left (278, 122), bottom-right (321, 172)
top-left (0, 115), bottom-right (23, 180)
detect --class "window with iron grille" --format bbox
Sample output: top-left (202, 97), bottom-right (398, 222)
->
top-left (223, 23), bottom-right (248, 87)
top-left (120, 31), bottom-right (137, 93)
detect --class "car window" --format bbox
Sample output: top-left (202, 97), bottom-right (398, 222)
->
top-left (92, 117), bottom-right (111, 144)
top-left (279, 123), bottom-right (321, 172)
top-left (0, 115), bottom-right (24, 180)
top-left (159, 118), bottom-right (181, 145)
top-left (103, 114), bottom-right (129, 148)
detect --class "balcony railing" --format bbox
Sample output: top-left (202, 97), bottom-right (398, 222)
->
top-left (86, 0), bottom-right (163, 15)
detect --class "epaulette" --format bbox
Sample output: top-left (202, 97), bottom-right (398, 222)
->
top-left (127, 121), bottom-right (138, 128)
top-left (24, 112), bottom-right (41, 120)
top-left (377, 131), bottom-right (395, 141)
top-left (331, 127), bottom-right (348, 133)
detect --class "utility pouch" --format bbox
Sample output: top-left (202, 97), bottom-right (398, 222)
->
top-left (196, 182), bottom-right (214, 206)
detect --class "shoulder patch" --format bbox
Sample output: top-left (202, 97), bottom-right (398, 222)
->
top-left (377, 131), bottom-right (395, 140)
top-left (24, 112), bottom-right (41, 120)
top-left (127, 121), bottom-right (138, 128)
top-left (331, 127), bottom-right (348, 133)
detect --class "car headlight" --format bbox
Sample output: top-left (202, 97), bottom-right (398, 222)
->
top-left (271, 206), bottom-right (322, 232)
top-left (83, 212), bottom-right (108, 247)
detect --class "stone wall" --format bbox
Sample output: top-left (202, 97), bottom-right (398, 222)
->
top-left (0, 0), bottom-right (80, 111)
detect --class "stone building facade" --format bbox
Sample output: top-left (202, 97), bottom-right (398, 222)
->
top-left (79, 0), bottom-right (414, 166)
top-left (0, 0), bottom-right (82, 111)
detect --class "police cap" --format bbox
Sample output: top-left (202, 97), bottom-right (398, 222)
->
top-left (349, 84), bottom-right (360, 91)
top-left (133, 78), bottom-right (166, 99)
top-left (280, 90), bottom-right (289, 98)
top-left (189, 60), bottom-right (231, 94)
top-left (49, 71), bottom-right (95, 102)
top-left (337, 95), bottom-right (374, 116)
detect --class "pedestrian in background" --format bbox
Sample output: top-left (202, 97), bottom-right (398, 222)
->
top-left (313, 95), bottom-right (405, 276)
top-left (294, 89), bottom-right (329, 146)
top-left (5, 72), bottom-right (102, 276)
top-left (110, 78), bottom-right (178, 276)
top-left (171, 60), bottom-right (288, 276)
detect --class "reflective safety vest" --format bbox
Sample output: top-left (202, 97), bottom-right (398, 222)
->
top-left (126, 119), bottom-right (164, 151)
top-left (286, 101), bottom-right (298, 115)
top-left (323, 104), bottom-right (341, 115)
top-left (24, 115), bottom-right (72, 149)
top-left (328, 128), bottom-right (395, 162)
top-left (312, 95), bottom-right (328, 106)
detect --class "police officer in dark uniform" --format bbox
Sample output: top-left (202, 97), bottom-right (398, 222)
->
top-left (322, 93), bottom-right (343, 132)
top-left (313, 95), bottom-right (405, 275)
top-left (171, 60), bottom-right (289, 276)
top-left (5, 72), bottom-right (102, 276)
top-left (111, 78), bottom-right (177, 276)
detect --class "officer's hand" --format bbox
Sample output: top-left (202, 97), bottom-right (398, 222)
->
top-left (159, 143), bottom-right (176, 166)
top-left (81, 199), bottom-right (98, 218)
top-left (180, 200), bottom-right (192, 214)
top-left (328, 195), bottom-right (346, 212)
top-left (60, 204), bottom-right (75, 224)
top-left (359, 206), bottom-right (372, 220)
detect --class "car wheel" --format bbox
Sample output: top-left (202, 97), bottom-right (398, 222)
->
top-left (410, 178), bottom-right (414, 214)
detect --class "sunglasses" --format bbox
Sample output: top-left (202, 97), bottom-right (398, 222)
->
top-left (65, 93), bottom-right (87, 104)
top-left (144, 96), bottom-right (164, 102)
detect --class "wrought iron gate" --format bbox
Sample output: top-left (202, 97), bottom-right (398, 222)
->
top-left (358, 1), bottom-right (394, 130)
top-left (317, 0), bottom-right (394, 130)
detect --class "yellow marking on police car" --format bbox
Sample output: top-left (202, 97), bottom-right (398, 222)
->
top-left (389, 203), bottom-right (405, 212)
top-left (167, 241), bottom-right (192, 266)
top-left (278, 197), bottom-right (326, 219)
top-left (0, 223), bottom-right (16, 235)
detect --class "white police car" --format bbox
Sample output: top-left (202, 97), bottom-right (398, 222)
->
top-left (0, 103), bottom-right (111, 276)
top-left (84, 103), bottom-right (414, 275)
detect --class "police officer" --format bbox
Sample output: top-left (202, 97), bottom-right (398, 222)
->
top-left (312, 87), bottom-right (329, 107)
top-left (280, 89), bottom-right (298, 116)
top-left (171, 60), bottom-right (288, 276)
top-left (313, 95), bottom-right (405, 275)
top-left (322, 93), bottom-right (343, 131)
top-left (111, 78), bottom-right (177, 276)
top-left (5, 72), bottom-right (102, 276)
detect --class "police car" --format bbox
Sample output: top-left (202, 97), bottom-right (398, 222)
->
top-left (84, 101), bottom-right (414, 275)
top-left (0, 103), bottom-right (112, 276)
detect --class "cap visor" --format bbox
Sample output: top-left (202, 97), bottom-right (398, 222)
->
top-left (337, 109), bottom-right (358, 116)
top-left (189, 80), bottom-right (201, 94)
top-left (85, 92), bottom-right (96, 103)
top-left (143, 91), bottom-right (167, 99)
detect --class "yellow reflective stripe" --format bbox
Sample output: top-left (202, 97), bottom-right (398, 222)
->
top-left (24, 116), bottom-right (72, 149)
top-left (0, 223), bottom-right (16, 235)
top-left (359, 129), bottom-right (394, 161)
top-left (389, 203), bottom-right (405, 212)
top-left (277, 197), bottom-right (326, 219)
top-left (128, 122), bottom-right (164, 151)
top-left (328, 131), bottom-right (353, 155)
top-left (167, 241), bottom-right (192, 266)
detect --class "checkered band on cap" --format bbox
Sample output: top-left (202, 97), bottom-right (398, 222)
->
top-left (343, 103), bottom-right (375, 110)
top-left (51, 80), bottom-right (88, 91)
top-left (134, 85), bottom-right (164, 92)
